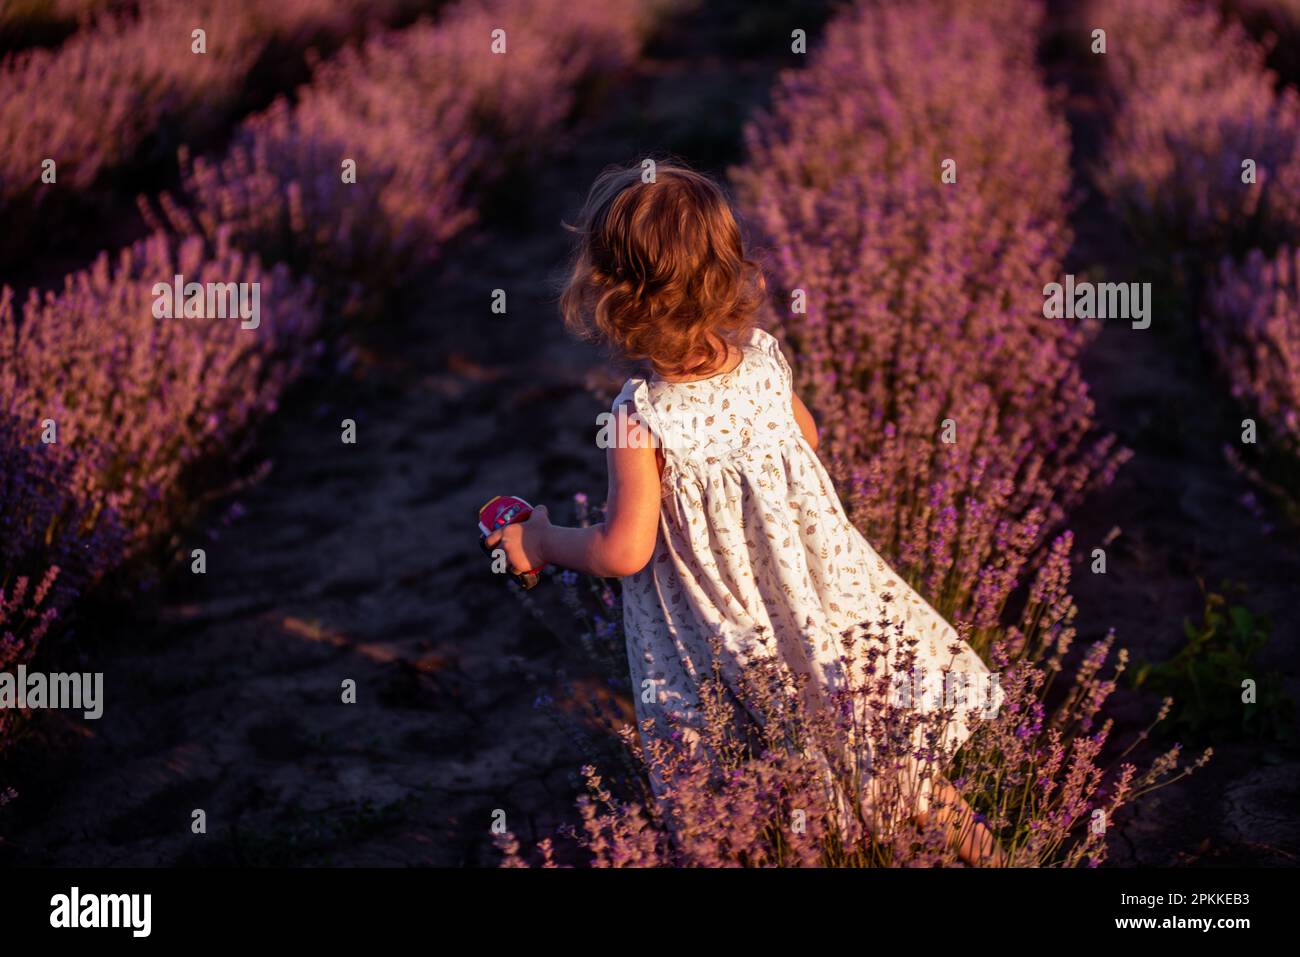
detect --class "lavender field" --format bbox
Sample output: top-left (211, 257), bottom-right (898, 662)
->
top-left (0, 0), bottom-right (1297, 870)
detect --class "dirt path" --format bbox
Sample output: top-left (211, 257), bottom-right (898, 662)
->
top-left (2, 0), bottom-right (819, 867)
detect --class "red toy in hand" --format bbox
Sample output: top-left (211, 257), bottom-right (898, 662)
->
top-left (478, 495), bottom-right (546, 589)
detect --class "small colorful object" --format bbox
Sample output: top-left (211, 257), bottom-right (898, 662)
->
top-left (478, 495), bottom-right (546, 589)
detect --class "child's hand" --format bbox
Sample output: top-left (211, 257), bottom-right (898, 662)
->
top-left (483, 504), bottom-right (550, 574)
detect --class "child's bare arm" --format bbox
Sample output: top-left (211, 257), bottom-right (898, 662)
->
top-left (793, 392), bottom-right (819, 451)
top-left (485, 401), bottom-right (661, 579)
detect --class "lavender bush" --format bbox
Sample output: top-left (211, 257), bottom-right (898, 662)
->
top-left (0, 407), bottom-right (124, 610)
top-left (0, 567), bottom-right (60, 764)
top-left (1205, 246), bottom-right (1300, 509)
top-left (0, 3), bottom-right (263, 215)
top-left (0, 0), bottom-right (429, 253)
top-left (1093, 0), bottom-right (1300, 513)
top-left (502, 538), bottom-right (1209, 867)
top-left (0, 230), bottom-right (321, 560)
top-left (146, 0), bottom-right (662, 294)
top-left (1207, 247), bottom-right (1300, 451)
top-left (1092, 0), bottom-right (1300, 255)
top-left (1222, 0), bottom-right (1300, 83)
top-left (733, 0), bottom-right (1126, 638)
top-left (0, 227), bottom-right (319, 777)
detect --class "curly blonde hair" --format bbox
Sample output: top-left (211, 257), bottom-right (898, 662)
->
top-left (560, 161), bottom-right (766, 380)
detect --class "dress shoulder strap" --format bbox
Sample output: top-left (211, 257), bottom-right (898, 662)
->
top-left (611, 376), bottom-right (664, 445)
top-left (746, 326), bottom-right (794, 391)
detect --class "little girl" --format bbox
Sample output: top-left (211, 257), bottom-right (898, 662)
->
top-left (486, 162), bottom-right (1006, 866)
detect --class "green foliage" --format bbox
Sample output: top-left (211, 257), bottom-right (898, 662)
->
top-left (1132, 583), bottom-right (1295, 744)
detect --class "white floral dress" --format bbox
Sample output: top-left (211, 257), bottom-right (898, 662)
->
top-left (613, 327), bottom-right (1002, 829)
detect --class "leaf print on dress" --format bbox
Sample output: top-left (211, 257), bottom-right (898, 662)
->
top-left (611, 326), bottom-right (1004, 824)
